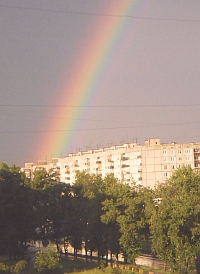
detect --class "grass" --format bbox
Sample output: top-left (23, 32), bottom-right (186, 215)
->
top-left (61, 257), bottom-right (98, 273)
top-left (0, 255), bottom-right (174, 274)
top-left (60, 258), bottom-right (139, 274)
top-left (28, 256), bottom-right (134, 274)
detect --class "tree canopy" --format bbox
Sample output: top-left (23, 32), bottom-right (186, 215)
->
top-left (150, 167), bottom-right (200, 272)
top-left (0, 162), bottom-right (200, 273)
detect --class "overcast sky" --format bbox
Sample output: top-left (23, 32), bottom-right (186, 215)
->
top-left (1, 0), bottom-right (200, 166)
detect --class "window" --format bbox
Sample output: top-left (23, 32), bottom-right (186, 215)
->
top-left (163, 157), bottom-right (167, 162)
top-left (186, 156), bottom-right (190, 161)
top-left (179, 157), bottom-right (182, 161)
top-left (171, 157), bottom-right (175, 162)
top-left (171, 150), bottom-right (174, 154)
top-left (171, 165), bottom-right (175, 169)
top-left (178, 149), bottom-right (182, 154)
top-left (164, 172), bottom-right (168, 177)
top-left (164, 165), bottom-right (168, 169)
top-left (163, 150), bottom-right (167, 154)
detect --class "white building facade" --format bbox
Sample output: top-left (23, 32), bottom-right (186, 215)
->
top-left (58, 142), bottom-right (142, 185)
top-left (23, 138), bottom-right (200, 188)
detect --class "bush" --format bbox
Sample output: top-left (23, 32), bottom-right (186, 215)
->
top-left (0, 262), bottom-right (10, 274)
top-left (0, 260), bottom-right (26, 274)
top-left (34, 250), bottom-right (63, 274)
top-left (12, 260), bottom-right (27, 274)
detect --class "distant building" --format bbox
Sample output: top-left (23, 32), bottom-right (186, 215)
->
top-left (58, 142), bottom-right (142, 185)
top-left (141, 138), bottom-right (197, 187)
top-left (23, 138), bottom-right (200, 188)
top-left (21, 159), bottom-right (59, 180)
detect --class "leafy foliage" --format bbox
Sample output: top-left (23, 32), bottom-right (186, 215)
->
top-left (1, 162), bottom-right (200, 273)
top-left (150, 167), bottom-right (200, 272)
top-left (0, 262), bottom-right (10, 273)
top-left (0, 163), bottom-right (36, 259)
top-left (34, 250), bottom-right (63, 274)
top-left (101, 175), bottom-right (151, 264)
top-left (0, 260), bottom-right (27, 274)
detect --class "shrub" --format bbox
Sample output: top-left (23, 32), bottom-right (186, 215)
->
top-left (34, 250), bottom-right (63, 274)
top-left (0, 262), bottom-right (10, 273)
top-left (0, 260), bottom-right (27, 274)
top-left (12, 260), bottom-right (27, 274)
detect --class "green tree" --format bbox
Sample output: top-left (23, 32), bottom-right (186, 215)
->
top-left (0, 163), bottom-right (37, 259)
top-left (101, 175), bottom-right (150, 264)
top-left (73, 171), bottom-right (107, 260)
top-left (31, 169), bottom-right (59, 190)
top-left (33, 181), bottom-right (73, 251)
top-left (150, 167), bottom-right (200, 272)
top-left (46, 183), bottom-right (73, 252)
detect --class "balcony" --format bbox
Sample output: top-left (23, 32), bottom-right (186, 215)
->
top-left (108, 159), bottom-right (114, 163)
top-left (65, 171), bottom-right (70, 175)
top-left (121, 164), bottom-right (130, 168)
top-left (121, 156), bottom-right (129, 161)
top-left (96, 160), bottom-right (101, 164)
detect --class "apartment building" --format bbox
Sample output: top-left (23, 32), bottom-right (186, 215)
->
top-left (23, 138), bottom-right (200, 188)
top-left (58, 142), bottom-right (142, 185)
top-left (22, 159), bottom-right (59, 180)
top-left (141, 138), bottom-right (197, 187)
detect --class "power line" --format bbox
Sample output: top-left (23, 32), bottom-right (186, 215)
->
top-left (0, 4), bottom-right (200, 23)
top-left (0, 104), bottom-right (199, 108)
top-left (0, 121), bottom-right (200, 134)
top-left (0, 112), bottom-right (121, 123)
top-left (0, 110), bottom-right (199, 128)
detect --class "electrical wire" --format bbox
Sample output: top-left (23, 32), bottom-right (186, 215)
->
top-left (0, 4), bottom-right (200, 23)
top-left (0, 104), bottom-right (199, 108)
top-left (0, 121), bottom-right (200, 134)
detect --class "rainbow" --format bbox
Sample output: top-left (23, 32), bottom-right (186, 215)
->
top-left (34, 0), bottom-right (148, 161)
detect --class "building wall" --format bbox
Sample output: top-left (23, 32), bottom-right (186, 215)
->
top-left (23, 138), bottom-right (200, 188)
top-left (58, 143), bottom-right (141, 185)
